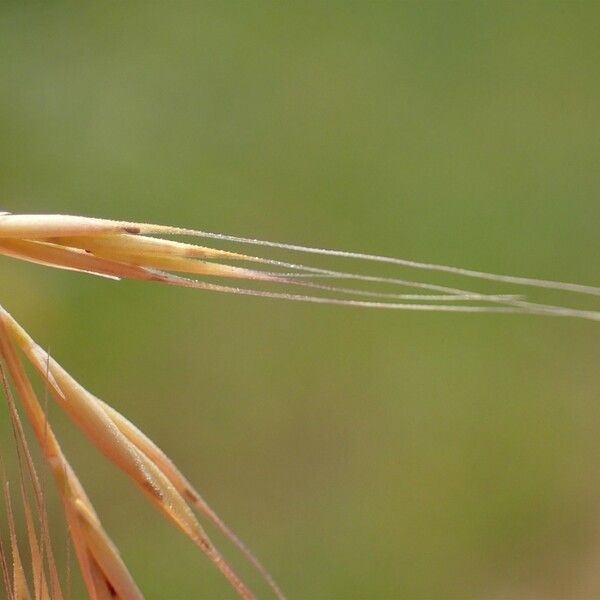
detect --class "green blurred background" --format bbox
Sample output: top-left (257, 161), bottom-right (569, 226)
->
top-left (1, 2), bottom-right (599, 598)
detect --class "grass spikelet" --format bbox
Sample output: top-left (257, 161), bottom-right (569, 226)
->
top-left (0, 319), bottom-right (143, 600)
top-left (0, 306), bottom-right (262, 599)
top-left (0, 212), bottom-right (598, 319)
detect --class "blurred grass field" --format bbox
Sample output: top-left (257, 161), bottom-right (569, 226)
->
top-left (1, 3), bottom-right (599, 598)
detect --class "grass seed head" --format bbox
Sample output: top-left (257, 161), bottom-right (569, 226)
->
top-left (0, 211), bottom-right (598, 600)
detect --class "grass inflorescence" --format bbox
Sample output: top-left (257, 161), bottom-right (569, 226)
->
top-left (0, 212), bottom-right (598, 599)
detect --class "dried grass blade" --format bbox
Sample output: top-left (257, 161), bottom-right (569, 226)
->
top-left (3, 480), bottom-right (31, 600)
top-left (19, 482), bottom-right (50, 600)
top-left (0, 537), bottom-right (13, 600)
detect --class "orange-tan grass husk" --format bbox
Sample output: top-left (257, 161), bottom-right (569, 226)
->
top-left (0, 317), bottom-right (143, 599)
top-left (0, 213), bottom-right (599, 319)
top-left (0, 306), bottom-right (281, 599)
